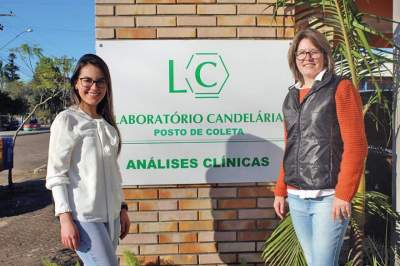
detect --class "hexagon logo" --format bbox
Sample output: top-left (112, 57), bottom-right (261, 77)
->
top-left (184, 53), bottom-right (229, 99)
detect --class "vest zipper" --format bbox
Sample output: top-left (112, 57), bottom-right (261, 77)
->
top-left (296, 106), bottom-right (302, 188)
top-left (295, 83), bottom-right (318, 187)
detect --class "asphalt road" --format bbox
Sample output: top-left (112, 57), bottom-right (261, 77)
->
top-left (0, 132), bottom-right (50, 185)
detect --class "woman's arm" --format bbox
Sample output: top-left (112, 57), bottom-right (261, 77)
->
top-left (51, 185), bottom-right (72, 216)
top-left (334, 79), bottom-right (368, 202)
top-left (46, 112), bottom-right (80, 249)
top-left (274, 122), bottom-right (288, 198)
top-left (46, 113), bottom-right (77, 191)
top-left (274, 123), bottom-right (288, 219)
top-left (59, 212), bottom-right (80, 250)
top-left (120, 202), bottom-right (130, 239)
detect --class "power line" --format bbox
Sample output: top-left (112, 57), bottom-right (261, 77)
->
top-left (3, 19), bottom-right (78, 57)
top-left (2, 24), bottom-right (66, 58)
top-left (1, 10), bottom-right (69, 57)
top-left (0, 11), bottom-right (15, 31)
top-left (0, 28), bottom-right (32, 51)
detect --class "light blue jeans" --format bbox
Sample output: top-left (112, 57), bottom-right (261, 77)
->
top-left (74, 218), bottom-right (120, 266)
top-left (287, 194), bottom-right (349, 266)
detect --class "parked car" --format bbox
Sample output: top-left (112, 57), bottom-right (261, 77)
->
top-left (8, 119), bottom-right (21, 130)
top-left (0, 115), bottom-right (21, 131)
top-left (23, 118), bottom-right (41, 131)
top-left (0, 115), bottom-right (10, 131)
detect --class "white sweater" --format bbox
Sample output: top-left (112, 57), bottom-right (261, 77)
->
top-left (46, 106), bottom-right (123, 233)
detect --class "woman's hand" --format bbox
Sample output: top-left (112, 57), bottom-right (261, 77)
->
top-left (273, 196), bottom-right (287, 219)
top-left (120, 209), bottom-right (130, 239)
top-left (331, 197), bottom-right (351, 222)
top-left (59, 212), bottom-right (80, 250)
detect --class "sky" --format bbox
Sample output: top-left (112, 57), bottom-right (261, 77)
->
top-left (0, 0), bottom-right (95, 80)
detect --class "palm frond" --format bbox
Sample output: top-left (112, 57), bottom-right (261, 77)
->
top-left (261, 214), bottom-right (307, 266)
top-left (41, 259), bottom-right (59, 266)
top-left (352, 191), bottom-right (400, 221)
top-left (347, 219), bottom-right (364, 265)
top-left (123, 250), bottom-right (141, 266)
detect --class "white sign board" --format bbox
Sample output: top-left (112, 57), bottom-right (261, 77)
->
top-left (96, 40), bottom-right (292, 185)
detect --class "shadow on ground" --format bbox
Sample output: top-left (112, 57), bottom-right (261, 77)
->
top-left (0, 178), bottom-right (82, 266)
top-left (0, 179), bottom-right (53, 218)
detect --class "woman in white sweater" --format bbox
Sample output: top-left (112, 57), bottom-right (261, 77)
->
top-left (46, 54), bottom-right (130, 266)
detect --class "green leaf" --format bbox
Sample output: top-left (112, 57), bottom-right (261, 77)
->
top-left (123, 250), bottom-right (141, 266)
top-left (261, 214), bottom-right (307, 266)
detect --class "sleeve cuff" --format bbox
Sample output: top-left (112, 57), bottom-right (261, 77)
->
top-left (335, 190), bottom-right (354, 202)
top-left (274, 187), bottom-right (288, 197)
top-left (46, 175), bottom-right (70, 190)
top-left (51, 184), bottom-right (72, 216)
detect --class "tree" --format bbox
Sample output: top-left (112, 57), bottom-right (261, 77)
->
top-left (0, 60), bottom-right (6, 90)
top-left (5, 44), bottom-right (74, 188)
top-left (0, 53), bottom-right (27, 115)
top-left (0, 90), bottom-right (15, 114)
top-left (262, 1), bottom-right (399, 265)
top-left (3, 52), bottom-right (20, 82)
top-left (11, 44), bottom-right (74, 122)
top-left (0, 90), bottom-right (27, 115)
top-left (12, 43), bottom-right (43, 74)
top-left (29, 55), bottom-right (74, 123)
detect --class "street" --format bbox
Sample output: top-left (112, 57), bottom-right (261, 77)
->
top-left (0, 132), bottom-right (49, 185)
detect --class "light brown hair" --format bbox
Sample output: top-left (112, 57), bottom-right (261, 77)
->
top-left (288, 28), bottom-right (335, 84)
top-left (70, 53), bottom-right (121, 154)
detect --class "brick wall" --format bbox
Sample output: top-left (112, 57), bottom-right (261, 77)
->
top-left (96, 0), bottom-right (294, 39)
top-left (118, 183), bottom-right (278, 265)
top-left (95, 1), bottom-right (294, 265)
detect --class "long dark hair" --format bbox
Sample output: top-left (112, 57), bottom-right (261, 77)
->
top-left (70, 53), bottom-right (121, 154)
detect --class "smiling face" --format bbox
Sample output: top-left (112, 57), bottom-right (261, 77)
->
top-left (75, 64), bottom-right (107, 114)
top-left (295, 38), bottom-right (325, 83)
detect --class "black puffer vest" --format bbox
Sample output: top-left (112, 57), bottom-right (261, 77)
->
top-left (282, 71), bottom-right (343, 189)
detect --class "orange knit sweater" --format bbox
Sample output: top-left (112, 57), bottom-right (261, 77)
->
top-left (274, 79), bottom-right (368, 202)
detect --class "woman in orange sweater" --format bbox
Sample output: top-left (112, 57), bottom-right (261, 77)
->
top-left (273, 28), bottom-right (368, 266)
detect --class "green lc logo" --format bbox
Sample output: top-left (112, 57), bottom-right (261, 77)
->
top-left (168, 53), bottom-right (230, 99)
